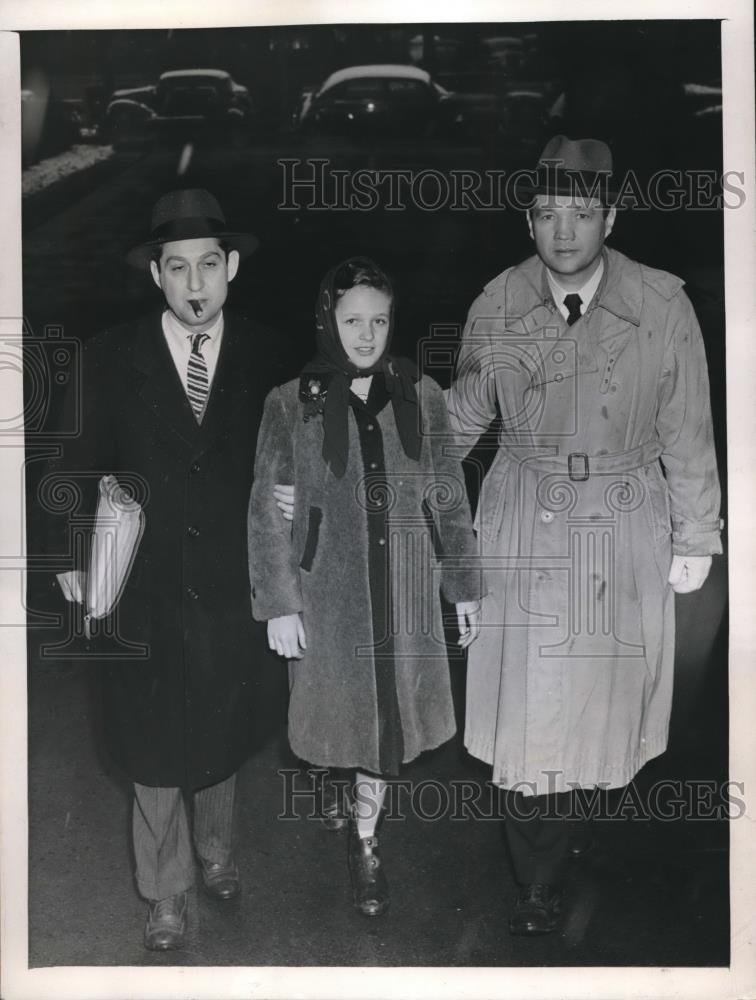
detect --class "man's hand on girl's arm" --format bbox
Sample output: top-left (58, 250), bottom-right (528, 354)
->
top-left (273, 484), bottom-right (295, 521)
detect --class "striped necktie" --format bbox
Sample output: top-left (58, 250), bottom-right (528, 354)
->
top-left (187, 332), bottom-right (210, 421)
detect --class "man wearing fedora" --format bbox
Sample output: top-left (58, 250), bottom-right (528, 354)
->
top-left (447, 136), bottom-right (722, 935)
top-left (50, 189), bottom-right (286, 950)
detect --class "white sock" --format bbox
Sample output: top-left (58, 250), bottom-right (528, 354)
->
top-left (353, 772), bottom-right (387, 840)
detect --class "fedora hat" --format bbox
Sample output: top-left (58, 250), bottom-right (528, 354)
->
top-left (126, 188), bottom-right (259, 269)
top-left (516, 135), bottom-right (617, 205)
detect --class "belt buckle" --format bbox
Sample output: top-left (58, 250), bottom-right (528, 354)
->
top-left (568, 452), bottom-right (589, 482)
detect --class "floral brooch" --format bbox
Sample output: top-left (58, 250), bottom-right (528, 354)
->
top-left (299, 374), bottom-right (330, 421)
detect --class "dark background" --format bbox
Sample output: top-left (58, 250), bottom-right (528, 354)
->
top-left (21, 21), bottom-right (729, 968)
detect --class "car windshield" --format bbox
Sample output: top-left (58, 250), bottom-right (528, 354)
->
top-left (321, 77), bottom-right (438, 104)
top-left (323, 78), bottom-right (386, 100)
top-left (386, 79), bottom-right (433, 102)
top-left (157, 75), bottom-right (231, 114)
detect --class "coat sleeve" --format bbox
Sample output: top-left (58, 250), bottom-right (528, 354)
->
top-left (446, 291), bottom-right (500, 454)
top-left (247, 386), bottom-right (304, 620)
top-left (421, 378), bottom-right (486, 604)
top-left (655, 290), bottom-right (723, 556)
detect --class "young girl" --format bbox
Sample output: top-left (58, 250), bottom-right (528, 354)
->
top-left (248, 257), bottom-right (482, 916)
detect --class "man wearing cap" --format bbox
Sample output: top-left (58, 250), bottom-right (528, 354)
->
top-left (49, 189), bottom-right (286, 950)
top-left (447, 136), bottom-right (722, 934)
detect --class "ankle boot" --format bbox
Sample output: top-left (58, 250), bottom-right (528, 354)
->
top-left (347, 820), bottom-right (389, 917)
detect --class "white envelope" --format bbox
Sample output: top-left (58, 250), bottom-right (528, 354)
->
top-left (84, 474), bottom-right (145, 637)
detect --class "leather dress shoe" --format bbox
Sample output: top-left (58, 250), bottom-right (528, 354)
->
top-left (199, 856), bottom-right (241, 900)
top-left (347, 823), bottom-right (389, 917)
top-left (509, 883), bottom-right (562, 936)
top-left (144, 891), bottom-right (188, 951)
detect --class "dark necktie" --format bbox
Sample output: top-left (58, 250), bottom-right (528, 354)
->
top-left (564, 293), bottom-right (583, 326)
top-left (187, 332), bottom-right (210, 421)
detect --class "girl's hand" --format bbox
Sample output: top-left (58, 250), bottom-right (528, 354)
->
top-left (455, 601), bottom-right (481, 649)
top-left (268, 613), bottom-right (307, 659)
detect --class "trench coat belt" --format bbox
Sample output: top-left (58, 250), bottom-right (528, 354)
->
top-left (506, 439), bottom-right (665, 480)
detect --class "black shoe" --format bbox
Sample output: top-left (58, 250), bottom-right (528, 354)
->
top-left (144, 891), bottom-right (188, 951)
top-left (347, 822), bottom-right (389, 917)
top-left (199, 855), bottom-right (241, 900)
top-left (509, 883), bottom-right (562, 936)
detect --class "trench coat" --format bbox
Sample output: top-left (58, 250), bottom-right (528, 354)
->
top-left (248, 373), bottom-right (483, 774)
top-left (45, 309), bottom-right (285, 789)
top-left (448, 247), bottom-right (722, 795)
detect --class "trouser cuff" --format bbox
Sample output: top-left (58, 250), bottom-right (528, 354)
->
top-left (136, 871), bottom-right (194, 902)
top-left (194, 841), bottom-right (233, 866)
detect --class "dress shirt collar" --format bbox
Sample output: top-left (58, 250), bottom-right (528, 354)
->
top-left (162, 307), bottom-right (224, 346)
top-left (546, 258), bottom-right (605, 319)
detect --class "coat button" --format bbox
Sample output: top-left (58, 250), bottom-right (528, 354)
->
top-left (540, 510), bottom-right (555, 523)
top-left (369, 461), bottom-right (379, 470)
top-left (187, 586), bottom-right (199, 600)
top-left (190, 462), bottom-right (201, 474)
top-left (367, 423), bottom-right (375, 431)
top-left (377, 538), bottom-right (386, 546)
top-left (188, 526), bottom-right (200, 537)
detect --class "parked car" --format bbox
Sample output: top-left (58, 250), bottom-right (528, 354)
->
top-left (431, 79), bottom-right (549, 159)
top-left (434, 86), bottom-right (502, 142)
top-left (478, 36), bottom-right (526, 74)
top-left (408, 33), bottom-right (463, 68)
top-left (682, 81), bottom-right (722, 117)
top-left (21, 88), bottom-right (82, 166)
top-left (102, 69), bottom-right (255, 149)
top-left (497, 89), bottom-right (551, 158)
top-left (298, 64), bottom-right (451, 138)
top-left (101, 84), bottom-right (157, 149)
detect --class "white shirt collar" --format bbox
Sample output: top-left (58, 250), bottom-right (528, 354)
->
top-left (546, 258), bottom-right (605, 320)
top-left (162, 307), bottom-right (224, 345)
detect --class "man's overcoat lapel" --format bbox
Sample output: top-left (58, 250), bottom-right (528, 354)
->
top-left (126, 310), bottom-right (259, 454)
top-left (129, 310), bottom-right (200, 449)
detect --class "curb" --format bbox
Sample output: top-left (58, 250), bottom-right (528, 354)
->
top-left (22, 150), bottom-right (144, 233)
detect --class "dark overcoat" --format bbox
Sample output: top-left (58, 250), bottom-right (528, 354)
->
top-left (248, 374), bottom-right (483, 774)
top-left (45, 309), bottom-right (285, 789)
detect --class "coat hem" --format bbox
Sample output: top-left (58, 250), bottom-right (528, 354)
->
top-left (464, 732), bottom-right (669, 794)
top-left (290, 726), bottom-right (456, 774)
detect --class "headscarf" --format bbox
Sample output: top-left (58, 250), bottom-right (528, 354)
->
top-left (299, 256), bottom-right (421, 479)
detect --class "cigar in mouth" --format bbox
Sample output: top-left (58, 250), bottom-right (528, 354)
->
top-left (189, 299), bottom-right (203, 317)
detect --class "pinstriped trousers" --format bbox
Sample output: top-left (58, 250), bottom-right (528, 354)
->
top-left (133, 773), bottom-right (236, 901)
